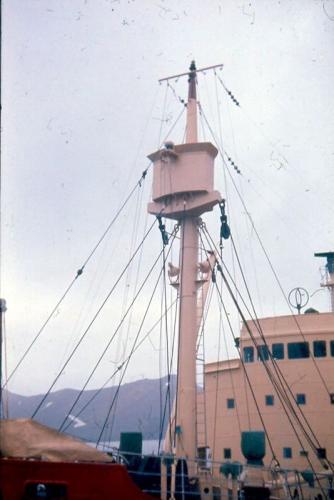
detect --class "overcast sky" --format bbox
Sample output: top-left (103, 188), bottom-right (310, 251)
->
top-left (2, 0), bottom-right (334, 397)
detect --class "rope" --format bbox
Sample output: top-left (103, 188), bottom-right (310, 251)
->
top-left (199, 104), bottom-right (333, 403)
top-left (205, 226), bottom-right (328, 448)
top-left (198, 231), bottom-right (242, 460)
top-left (3, 169), bottom-right (148, 390)
top-left (106, 186), bottom-right (146, 442)
top-left (31, 216), bottom-right (158, 419)
top-left (158, 274), bottom-right (179, 453)
top-left (4, 273), bottom-right (81, 389)
top-left (173, 207), bottom-right (188, 449)
top-left (96, 230), bottom-right (177, 445)
top-left (201, 225), bottom-right (332, 481)
top-left (214, 70), bottom-right (240, 107)
top-left (229, 234), bottom-right (330, 456)
top-left (158, 245), bottom-right (172, 452)
top-left (205, 252), bottom-right (279, 464)
top-left (61, 299), bottom-right (178, 434)
top-left (59, 244), bottom-right (164, 433)
top-left (216, 260), bottom-right (329, 489)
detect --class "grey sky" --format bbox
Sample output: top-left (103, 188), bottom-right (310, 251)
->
top-left (2, 0), bottom-right (334, 396)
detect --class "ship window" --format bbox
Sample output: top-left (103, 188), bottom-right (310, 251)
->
top-left (224, 448), bottom-right (232, 459)
top-left (227, 398), bottom-right (235, 409)
top-left (283, 447), bottom-right (292, 459)
top-left (296, 393), bottom-right (306, 405)
top-left (300, 450), bottom-right (308, 457)
top-left (257, 344), bottom-right (269, 361)
top-left (265, 395), bottom-right (274, 406)
top-left (24, 482), bottom-right (68, 498)
top-left (330, 394), bottom-right (334, 404)
top-left (287, 342), bottom-right (310, 359)
top-left (272, 343), bottom-right (284, 360)
top-left (330, 340), bottom-right (334, 357)
top-left (313, 340), bottom-right (326, 357)
top-left (243, 346), bottom-right (254, 363)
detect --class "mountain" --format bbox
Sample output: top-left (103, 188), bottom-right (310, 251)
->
top-left (5, 375), bottom-right (176, 442)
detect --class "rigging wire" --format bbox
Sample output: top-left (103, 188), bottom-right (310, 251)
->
top-left (198, 102), bottom-right (207, 141)
top-left (3, 102), bottom-right (186, 392)
top-left (107, 186), bottom-right (146, 441)
top-left (211, 284), bottom-right (225, 461)
top-left (172, 207), bottom-right (188, 450)
top-left (198, 103), bottom-right (333, 403)
top-left (59, 224), bottom-right (178, 435)
top-left (1, 315), bottom-right (9, 418)
top-left (157, 223), bottom-right (171, 450)
top-left (96, 230), bottom-right (178, 446)
top-left (197, 232), bottom-right (243, 462)
top-left (196, 277), bottom-right (214, 450)
top-left (229, 233), bottom-right (331, 458)
top-left (213, 71), bottom-right (333, 247)
top-left (61, 298), bottom-right (178, 434)
top-left (205, 226), bottom-right (322, 444)
top-left (58, 233), bottom-right (171, 433)
top-left (246, 217), bottom-right (332, 399)
top-left (67, 105), bottom-right (187, 420)
top-left (214, 261), bottom-right (329, 489)
top-left (158, 272), bottom-right (179, 454)
top-left (200, 227), bottom-right (326, 485)
top-left (159, 81), bottom-right (187, 147)
top-left (159, 106), bottom-right (186, 150)
top-left (58, 245), bottom-right (164, 433)
top-left (31, 215), bottom-right (159, 419)
top-left (81, 170), bottom-right (148, 271)
top-left (201, 225), bottom-right (332, 481)
top-left (212, 73), bottom-right (247, 442)
top-left (122, 82), bottom-right (161, 191)
top-left (214, 71), bottom-right (240, 107)
top-left (166, 81), bottom-right (187, 108)
top-left (212, 71), bottom-right (242, 314)
top-left (3, 169), bottom-right (148, 390)
top-left (199, 232), bottom-right (279, 465)
top-left (158, 270), bottom-right (164, 449)
top-left (3, 273), bottom-right (81, 389)
top-left (158, 81), bottom-right (169, 147)
top-left (158, 243), bottom-right (172, 453)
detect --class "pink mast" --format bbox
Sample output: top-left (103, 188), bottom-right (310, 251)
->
top-left (148, 62), bottom-right (222, 476)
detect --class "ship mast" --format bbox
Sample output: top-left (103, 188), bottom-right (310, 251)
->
top-left (148, 62), bottom-right (222, 476)
top-left (173, 60), bottom-right (199, 474)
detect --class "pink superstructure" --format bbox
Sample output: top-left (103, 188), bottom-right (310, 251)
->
top-left (205, 311), bottom-right (334, 472)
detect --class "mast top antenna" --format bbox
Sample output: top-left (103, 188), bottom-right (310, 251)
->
top-left (188, 60), bottom-right (197, 101)
top-left (189, 60), bottom-right (196, 72)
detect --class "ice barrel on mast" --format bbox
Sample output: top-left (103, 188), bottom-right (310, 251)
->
top-left (147, 142), bottom-right (220, 218)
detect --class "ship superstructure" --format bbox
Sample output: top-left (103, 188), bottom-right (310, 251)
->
top-left (205, 309), bottom-right (334, 473)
